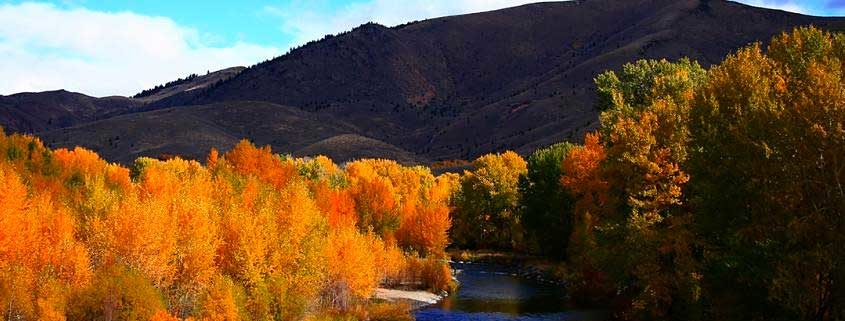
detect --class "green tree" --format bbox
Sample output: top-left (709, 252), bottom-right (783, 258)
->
top-left (519, 142), bottom-right (575, 258)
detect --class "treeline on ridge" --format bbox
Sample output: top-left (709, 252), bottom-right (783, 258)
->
top-left (133, 73), bottom-right (201, 98)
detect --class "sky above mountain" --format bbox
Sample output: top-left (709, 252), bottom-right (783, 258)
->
top-left (1, 0), bottom-right (843, 97)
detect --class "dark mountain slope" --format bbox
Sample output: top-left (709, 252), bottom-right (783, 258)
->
top-left (148, 0), bottom-right (845, 160)
top-left (38, 101), bottom-right (421, 164)
top-left (133, 67), bottom-right (245, 103)
top-left (0, 90), bottom-right (142, 133)
top-left (0, 67), bottom-right (246, 135)
top-left (420, 0), bottom-right (845, 158)
top-left (294, 134), bottom-right (426, 165)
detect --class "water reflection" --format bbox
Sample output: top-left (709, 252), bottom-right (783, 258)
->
top-left (415, 262), bottom-right (605, 321)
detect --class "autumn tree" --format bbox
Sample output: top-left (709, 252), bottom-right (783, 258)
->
top-left (0, 130), bottom-right (451, 320)
top-left (370, 238), bottom-right (407, 286)
top-left (133, 158), bottom-right (221, 316)
top-left (313, 181), bottom-right (358, 229)
top-left (223, 139), bottom-right (296, 189)
top-left (52, 147), bottom-right (131, 256)
top-left (559, 133), bottom-right (611, 301)
top-left (67, 265), bottom-right (166, 321)
top-left (322, 226), bottom-right (378, 311)
top-left (198, 275), bottom-right (245, 321)
top-left (396, 169), bottom-right (455, 257)
top-left (588, 58), bottom-right (706, 319)
top-left (345, 160), bottom-right (401, 239)
top-left (351, 175), bottom-right (400, 238)
top-left (452, 151), bottom-right (527, 250)
top-left (270, 182), bottom-right (329, 313)
top-left (214, 176), bottom-right (328, 320)
top-left (689, 26), bottom-right (845, 321)
top-left (0, 161), bottom-right (92, 320)
top-left (296, 155), bottom-right (343, 184)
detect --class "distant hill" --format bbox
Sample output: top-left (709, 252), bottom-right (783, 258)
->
top-left (0, 67), bottom-right (244, 134)
top-left (38, 101), bottom-right (421, 164)
top-left (294, 134), bottom-right (426, 165)
top-left (4, 0), bottom-right (845, 164)
top-left (0, 90), bottom-right (141, 133)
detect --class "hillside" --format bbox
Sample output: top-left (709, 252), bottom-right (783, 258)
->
top-left (0, 67), bottom-right (246, 135)
top-left (0, 90), bottom-right (141, 133)
top-left (38, 101), bottom-right (422, 164)
top-left (4, 0), bottom-right (845, 163)
top-left (146, 0), bottom-right (845, 161)
top-left (132, 67), bottom-right (246, 102)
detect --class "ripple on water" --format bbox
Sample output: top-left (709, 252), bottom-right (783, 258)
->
top-left (414, 262), bottom-right (605, 321)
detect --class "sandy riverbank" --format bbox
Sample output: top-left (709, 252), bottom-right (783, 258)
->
top-left (373, 288), bottom-right (444, 310)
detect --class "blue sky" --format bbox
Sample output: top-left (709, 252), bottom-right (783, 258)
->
top-left (0, 0), bottom-right (843, 97)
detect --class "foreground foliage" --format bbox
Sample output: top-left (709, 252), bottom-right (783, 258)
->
top-left (0, 136), bottom-right (454, 320)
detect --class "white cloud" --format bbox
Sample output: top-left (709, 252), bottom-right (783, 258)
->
top-left (264, 0), bottom-right (549, 49)
top-left (734, 0), bottom-right (809, 15)
top-left (0, 2), bottom-right (282, 97)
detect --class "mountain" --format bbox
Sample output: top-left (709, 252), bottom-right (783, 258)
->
top-left (0, 67), bottom-right (245, 135)
top-left (0, 90), bottom-right (141, 134)
top-left (38, 101), bottom-right (421, 164)
top-left (132, 67), bottom-right (245, 103)
top-left (4, 0), bottom-right (845, 164)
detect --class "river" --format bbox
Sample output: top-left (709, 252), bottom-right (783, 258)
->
top-left (414, 262), bottom-right (606, 321)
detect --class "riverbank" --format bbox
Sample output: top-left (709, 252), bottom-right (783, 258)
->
top-left (373, 251), bottom-right (571, 312)
top-left (373, 288), bottom-right (445, 310)
top-left (414, 261), bottom-right (608, 321)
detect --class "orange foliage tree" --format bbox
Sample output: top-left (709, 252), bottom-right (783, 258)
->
top-left (322, 226), bottom-right (378, 311)
top-left (560, 133), bottom-right (608, 274)
top-left (0, 132), bottom-right (455, 320)
top-left (0, 161), bottom-right (92, 320)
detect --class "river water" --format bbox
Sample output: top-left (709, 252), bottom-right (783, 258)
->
top-left (414, 262), bottom-right (606, 321)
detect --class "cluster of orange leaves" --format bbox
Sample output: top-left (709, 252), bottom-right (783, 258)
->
top-left (0, 135), bottom-right (456, 321)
